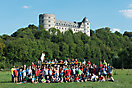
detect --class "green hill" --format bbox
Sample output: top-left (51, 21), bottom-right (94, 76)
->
top-left (0, 24), bottom-right (132, 68)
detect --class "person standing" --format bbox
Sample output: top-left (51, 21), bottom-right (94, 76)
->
top-left (13, 68), bottom-right (18, 83)
top-left (36, 60), bottom-right (41, 69)
top-left (16, 66), bottom-right (20, 82)
top-left (71, 59), bottom-right (75, 66)
top-left (75, 59), bottom-right (78, 65)
top-left (23, 67), bottom-right (26, 80)
top-left (11, 66), bottom-right (16, 82)
top-left (41, 51), bottom-right (45, 63)
top-left (82, 59), bottom-right (86, 65)
top-left (87, 60), bottom-right (91, 66)
top-left (103, 60), bottom-right (107, 67)
top-left (99, 61), bottom-right (103, 69)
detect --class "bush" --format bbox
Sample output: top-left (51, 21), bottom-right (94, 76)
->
top-left (0, 62), bottom-right (5, 69)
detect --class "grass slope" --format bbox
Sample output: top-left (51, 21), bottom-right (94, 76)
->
top-left (0, 69), bottom-right (132, 88)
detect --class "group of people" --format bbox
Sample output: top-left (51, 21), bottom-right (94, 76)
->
top-left (11, 58), bottom-right (114, 84)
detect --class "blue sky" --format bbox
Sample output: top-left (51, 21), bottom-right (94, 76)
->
top-left (0, 0), bottom-right (132, 35)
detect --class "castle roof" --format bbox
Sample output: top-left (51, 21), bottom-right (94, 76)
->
top-left (55, 20), bottom-right (79, 28)
top-left (82, 17), bottom-right (89, 22)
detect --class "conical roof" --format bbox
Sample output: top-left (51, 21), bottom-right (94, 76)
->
top-left (82, 17), bottom-right (89, 22)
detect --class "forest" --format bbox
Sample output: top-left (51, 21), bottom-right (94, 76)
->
top-left (0, 24), bottom-right (132, 69)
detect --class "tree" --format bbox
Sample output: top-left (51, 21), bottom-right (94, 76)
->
top-left (52, 43), bottom-right (59, 59)
top-left (90, 29), bottom-right (94, 36)
top-left (84, 44), bottom-right (91, 60)
top-left (1, 24), bottom-right (132, 68)
top-left (115, 31), bottom-right (122, 36)
top-left (123, 31), bottom-right (132, 37)
top-left (63, 30), bottom-right (74, 44)
top-left (59, 42), bottom-right (69, 60)
top-left (69, 43), bottom-right (77, 59)
top-left (0, 37), bottom-right (6, 55)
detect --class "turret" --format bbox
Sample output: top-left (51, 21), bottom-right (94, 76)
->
top-left (39, 14), bottom-right (55, 30)
top-left (82, 17), bottom-right (90, 36)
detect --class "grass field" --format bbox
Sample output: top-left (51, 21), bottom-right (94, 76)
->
top-left (0, 69), bottom-right (132, 88)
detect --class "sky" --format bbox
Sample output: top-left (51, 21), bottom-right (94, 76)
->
top-left (0, 0), bottom-right (132, 35)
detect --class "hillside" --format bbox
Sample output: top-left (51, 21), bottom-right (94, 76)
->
top-left (0, 24), bottom-right (132, 68)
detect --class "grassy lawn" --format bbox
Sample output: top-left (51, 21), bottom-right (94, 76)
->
top-left (0, 69), bottom-right (132, 88)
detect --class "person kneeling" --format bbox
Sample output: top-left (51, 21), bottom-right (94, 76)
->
top-left (41, 76), bottom-right (46, 83)
top-left (55, 75), bottom-right (60, 83)
top-left (32, 75), bottom-right (37, 83)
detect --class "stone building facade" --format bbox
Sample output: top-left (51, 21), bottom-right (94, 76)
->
top-left (39, 13), bottom-right (90, 36)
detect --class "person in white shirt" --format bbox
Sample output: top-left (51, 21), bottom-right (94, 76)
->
top-left (41, 51), bottom-right (45, 63)
top-left (82, 59), bottom-right (86, 65)
top-left (72, 66), bottom-right (76, 77)
top-left (23, 67), bottom-right (26, 79)
top-left (64, 60), bottom-right (68, 66)
top-left (28, 66), bottom-right (32, 76)
top-left (45, 67), bottom-right (49, 79)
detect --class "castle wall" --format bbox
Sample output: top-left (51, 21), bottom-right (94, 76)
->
top-left (39, 14), bottom-right (55, 31)
top-left (39, 13), bottom-right (90, 36)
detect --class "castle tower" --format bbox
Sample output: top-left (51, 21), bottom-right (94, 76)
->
top-left (82, 17), bottom-right (90, 36)
top-left (39, 14), bottom-right (55, 30)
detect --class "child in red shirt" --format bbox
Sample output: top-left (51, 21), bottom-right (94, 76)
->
top-left (99, 61), bottom-right (103, 69)
top-left (13, 69), bottom-right (18, 83)
top-left (87, 61), bottom-right (91, 65)
top-left (75, 59), bottom-right (78, 65)
top-left (75, 76), bottom-right (79, 82)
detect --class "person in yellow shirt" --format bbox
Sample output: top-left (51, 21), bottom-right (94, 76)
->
top-left (11, 66), bottom-right (16, 82)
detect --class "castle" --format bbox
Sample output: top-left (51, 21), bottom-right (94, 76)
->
top-left (39, 13), bottom-right (90, 36)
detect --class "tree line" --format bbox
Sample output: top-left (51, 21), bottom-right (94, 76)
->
top-left (0, 24), bottom-right (132, 69)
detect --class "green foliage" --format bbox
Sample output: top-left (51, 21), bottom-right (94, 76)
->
top-left (123, 31), bottom-right (132, 37)
top-left (115, 31), bottom-right (122, 36)
top-left (0, 26), bottom-right (132, 68)
top-left (0, 37), bottom-right (6, 55)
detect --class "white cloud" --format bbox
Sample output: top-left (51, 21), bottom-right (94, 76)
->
top-left (119, 9), bottom-right (132, 18)
top-left (112, 28), bottom-right (120, 32)
top-left (23, 6), bottom-right (31, 9)
top-left (128, 4), bottom-right (132, 8)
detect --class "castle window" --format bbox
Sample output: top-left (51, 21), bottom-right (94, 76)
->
top-left (49, 17), bottom-right (50, 18)
top-left (49, 21), bottom-right (50, 22)
top-left (65, 28), bottom-right (66, 30)
top-left (42, 21), bottom-right (43, 23)
top-left (74, 29), bottom-right (75, 31)
top-left (42, 17), bottom-right (43, 19)
top-left (49, 25), bottom-right (50, 27)
top-left (62, 28), bottom-right (63, 29)
top-left (57, 27), bottom-right (58, 29)
top-left (59, 23), bottom-right (60, 25)
top-left (87, 23), bottom-right (89, 25)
